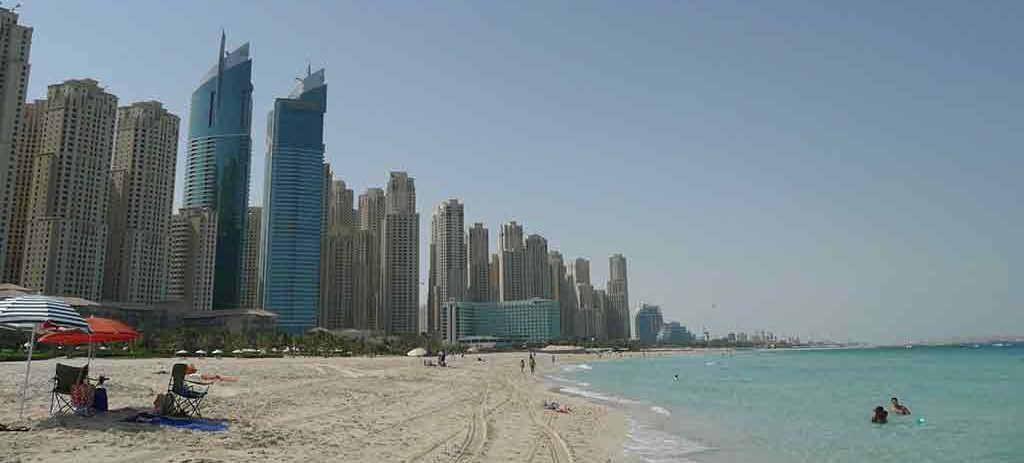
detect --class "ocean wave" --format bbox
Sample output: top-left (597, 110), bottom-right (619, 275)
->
top-left (560, 363), bottom-right (594, 373)
top-left (545, 375), bottom-right (592, 388)
top-left (558, 386), bottom-right (639, 404)
top-left (650, 406), bottom-right (672, 416)
top-left (625, 419), bottom-right (711, 463)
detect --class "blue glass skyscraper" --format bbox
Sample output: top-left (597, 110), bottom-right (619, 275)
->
top-left (184, 34), bottom-right (253, 309)
top-left (260, 67), bottom-right (327, 333)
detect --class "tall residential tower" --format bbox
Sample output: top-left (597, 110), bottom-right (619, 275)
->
top-left (0, 7), bottom-right (31, 278)
top-left (381, 172), bottom-right (419, 335)
top-left (428, 199), bottom-right (466, 333)
top-left (466, 223), bottom-right (490, 302)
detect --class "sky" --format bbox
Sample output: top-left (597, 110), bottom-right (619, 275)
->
top-left (17, 0), bottom-right (1022, 344)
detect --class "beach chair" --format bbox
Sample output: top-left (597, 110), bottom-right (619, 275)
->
top-left (167, 363), bottom-right (211, 418)
top-left (50, 363), bottom-right (88, 415)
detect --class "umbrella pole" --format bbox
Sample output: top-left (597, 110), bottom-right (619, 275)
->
top-left (20, 327), bottom-right (36, 420)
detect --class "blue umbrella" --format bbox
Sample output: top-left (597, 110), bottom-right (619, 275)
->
top-left (0, 295), bottom-right (91, 419)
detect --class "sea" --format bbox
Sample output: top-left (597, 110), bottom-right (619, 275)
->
top-left (550, 345), bottom-right (1023, 463)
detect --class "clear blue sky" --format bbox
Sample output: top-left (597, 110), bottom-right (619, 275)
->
top-left (20, 0), bottom-right (1022, 343)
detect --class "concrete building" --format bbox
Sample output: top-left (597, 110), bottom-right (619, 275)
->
top-left (103, 101), bottom-right (179, 304)
top-left (488, 253), bottom-right (500, 303)
top-left (428, 199), bottom-right (466, 333)
top-left (523, 234), bottom-right (552, 299)
top-left (260, 67), bottom-right (327, 334)
top-left (2, 100), bottom-right (42, 283)
top-left (441, 298), bottom-right (560, 344)
top-left (320, 179), bottom-right (356, 329)
top-left (635, 303), bottom-right (664, 345)
top-left (606, 254), bottom-right (630, 340)
top-left (466, 223), bottom-right (490, 303)
top-left (548, 251), bottom-right (574, 338)
top-left (0, 7), bottom-right (31, 279)
top-left (498, 221), bottom-right (525, 301)
top-left (21, 79), bottom-right (117, 300)
top-left (239, 206), bottom-right (262, 309)
top-left (167, 207), bottom-right (217, 312)
top-left (184, 34), bottom-right (253, 309)
top-left (658, 321), bottom-right (692, 344)
top-left (353, 187), bottom-right (385, 331)
top-left (381, 172), bottom-right (419, 335)
top-left (569, 257), bottom-right (591, 286)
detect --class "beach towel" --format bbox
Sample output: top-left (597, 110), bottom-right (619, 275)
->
top-left (125, 413), bottom-right (228, 432)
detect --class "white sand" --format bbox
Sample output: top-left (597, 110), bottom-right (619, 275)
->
top-left (0, 353), bottom-right (636, 462)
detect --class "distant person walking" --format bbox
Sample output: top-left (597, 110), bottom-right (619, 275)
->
top-left (529, 356), bottom-right (536, 374)
top-left (520, 358), bottom-right (526, 374)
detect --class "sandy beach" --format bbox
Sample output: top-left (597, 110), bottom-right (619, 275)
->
top-left (0, 353), bottom-right (633, 463)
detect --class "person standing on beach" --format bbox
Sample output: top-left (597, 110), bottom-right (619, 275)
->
top-left (529, 356), bottom-right (536, 374)
top-left (520, 358), bottom-right (526, 373)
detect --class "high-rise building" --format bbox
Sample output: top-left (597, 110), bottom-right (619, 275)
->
top-left (184, 34), bottom-right (253, 309)
top-left (635, 303), bottom-right (664, 345)
top-left (488, 253), bottom-right (500, 303)
top-left (260, 67), bottom-right (327, 334)
top-left (548, 251), bottom-right (574, 338)
top-left (167, 207), bottom-right (217, 312)
top-left (2, 100), bottom-right (42, 283)
top-left (498, 221), bottom-right (525, 301)
top-left (21, 79), bottom-right (117, 300)
top-left (570, 257), bottom-right (591, 286)
top-left (103, 102), bottom-right (179, 304)
top-left (466, 223), bottom-right (490, 303)
top-left (428, 199), bottom-right (466, 333)
top-left (239, 206), bottom-right (262, 309)
top-left (381, 172), bottom-right (419, 335)
top-left (441, 299), bottom-right (560, 344)
top-left (321, 179), bottom-right (356, 329)
top-left (353, 187), bottom-right (385, 331)
top-left (524, 234), bottom-right (552, 299)
top-left (0, 7), bottom-right (31, 279)
top-left (606, 254), bottom-right (630, 340)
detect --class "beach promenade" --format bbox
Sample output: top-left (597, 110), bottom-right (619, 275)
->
top-left (0, 353), bottom-right (632, 463)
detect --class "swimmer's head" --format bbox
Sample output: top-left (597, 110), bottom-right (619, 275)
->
top-left (891, 397), bottom-right (899, 404)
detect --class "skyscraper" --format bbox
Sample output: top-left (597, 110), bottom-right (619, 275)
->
top-left (353, 187), bottom-right (385, 331)
top-left (103, 101), bottom-right (179, 304)
top-left (0, 7), bottom-right (31, 279)
top-left (428, 199), bottom-right (466, 333)
top-left (548, 251), bottom-right (575, 338)
top-left (260, 67), bottom-right (327, 334)
top-left (524, 234), bottom-right (552, 299)
top-left (606, 254), bottom-right (630, 339)
top-left (239, 206), bottom-right (262, 309)
top-left (570, 257), bottom-right (591, 286)
top-left (488, 253), bottom-right (500, 303)
top-left (21, 79), bottom-right (117, 300)
top-left (184, 34), bottom-right (253, 309)
top-left (2, 100), bottom-right (42, 283)
top-left (167, 207), bottom-right (217, 312)
top-left (381, 172), bottom-right (419, 335)
top-left (498, 221), bottom-right (525, 301)
top-left (635, 303), bottom-right (664, 345)
top-left (321, 179), bottom-right (356, 329)
top-left (466, 223), bottom-right (490, 303)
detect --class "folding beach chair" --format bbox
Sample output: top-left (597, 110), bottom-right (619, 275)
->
top-left (50, 363), bottom-right (88, 415)
top-left (167, 363), bottom-right (211, 418)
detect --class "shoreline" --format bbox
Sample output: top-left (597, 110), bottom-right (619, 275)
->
top-left (1, 352), bottom-right (635, 462)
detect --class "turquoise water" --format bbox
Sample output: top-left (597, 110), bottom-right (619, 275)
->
top-left (553, 346), bottom-right (1023, 463)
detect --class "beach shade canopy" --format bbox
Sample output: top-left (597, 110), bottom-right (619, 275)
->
top-left (195, 350), bottom-right (207, 355)
top-left (38, 317), bottom-right (139, 345)
top-left (231, 349), bottom-right (243, 354)
top-left (212, 349), bottom-right (223, 355)
top-left (406, 347), bottom-right (427, 357)
top-left (0, 295), bottom-right (92, 333)
top-left (176, 350), bottom-right (189, 356)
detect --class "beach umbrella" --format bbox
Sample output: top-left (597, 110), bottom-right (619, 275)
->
top-left (38, 316), bottom-right (140, 346)
top-left (406, 347), bottom-right (427, 357)
top-left (176, 350), bottom-right (189, 356)
top-left (212, 349), bottom-right (223, 355)
top-left (231, 349), bottom-right (242, 355)
top-left (195, 350), bottom-right (207, 356)
top-left (0, 295), bottom-right (91, 419)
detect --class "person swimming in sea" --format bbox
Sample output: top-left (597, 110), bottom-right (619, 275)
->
top-left (673, 374), bottom-right (679, 381)
top-left (890, 397), bottom-right (911, 415)
top-left (872, 406), bottom-right (889, 424)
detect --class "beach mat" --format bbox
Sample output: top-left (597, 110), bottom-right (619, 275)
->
top-left (125, 413), bottom-right (228, 432)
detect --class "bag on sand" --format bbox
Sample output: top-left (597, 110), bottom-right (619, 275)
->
top-left (154, 393), bottom-right (174, 415)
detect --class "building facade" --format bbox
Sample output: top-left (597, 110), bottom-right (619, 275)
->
top-left (428, 199), bottom-right (466, 333)
top-left (635, 303), bottom-right (664, 345)
top-left (606, 254), bottom-right (630, 339)
top-left (167, 207), bottom-right (217, 312)
top-left (548, 251), bottom-right (575, 338)
top-left (353, 187), bottom-right (385, 331)
top-left (466, 223), bottom-right (490, 303)
top-left (103, 101), bottom-right (179, 304)
top-left (21, 79), bottom-right (117, 300)
top-left (184, 34), bottom-right (253, 309)
top-left (260, 68), bottom-right (327, 334)
top-left (523, 234), bottom-right (552, 299)
top-left (0, 7), bottom-right (31, 278)
top-left (498, 221), bottom-right (525, 301)
top-left (2, 100), bottom-right (42, 283)
top-left (320, 179), bottom-right (356, 329)
top-left (381, 172), bottom-right (419, 335)
top-left (488, 253), bottom-right (500, 303)
top-left (441, 298), bottom-right (560, 344)
top-left (239, 206), bottom-right (262, 309)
